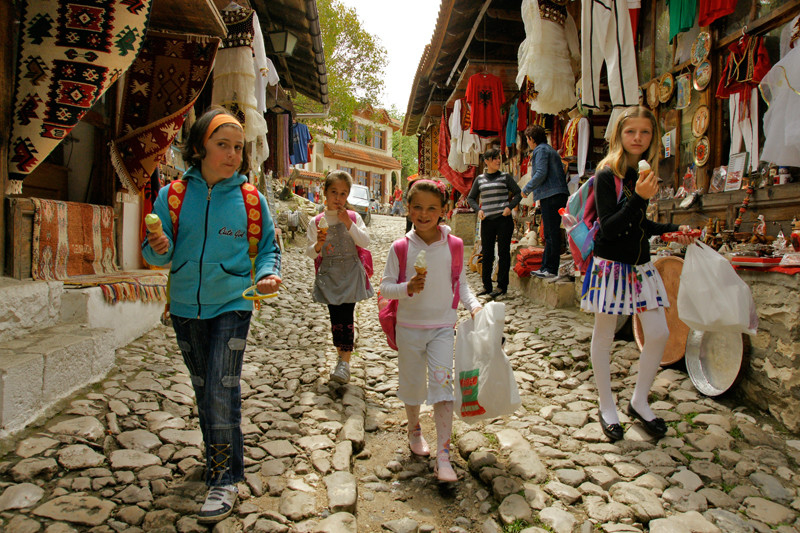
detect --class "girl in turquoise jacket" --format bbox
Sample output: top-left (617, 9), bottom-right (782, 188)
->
top-left (142, 107), bottom-right (281, 523)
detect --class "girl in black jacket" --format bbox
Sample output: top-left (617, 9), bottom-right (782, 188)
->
top-left (580, 106), bottom-right (694, 442)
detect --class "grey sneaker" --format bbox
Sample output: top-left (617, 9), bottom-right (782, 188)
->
top-left (330, 360), bottom-right (350, 384)
top-left (198, 484), bottom-right (238, 523)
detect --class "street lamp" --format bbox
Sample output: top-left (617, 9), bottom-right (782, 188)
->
top-left (268, 30), bottom-right (298, 56)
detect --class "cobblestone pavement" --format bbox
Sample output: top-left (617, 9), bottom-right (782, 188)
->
top-left (1, 214), bottom-right (800, 533)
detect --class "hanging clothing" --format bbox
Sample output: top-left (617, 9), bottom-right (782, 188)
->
top-left (252, 12), bottom-right (269, 115)
top-left (517, 0), bottom-right (580, 115)
top-left (213, 6), bottom-right (270, 170)
top-left (289, 122), bottom-right (312, 165)
top-left (560, 116), bottom-right (590, 178)
top-left (581, 0), bottom-right (639, 109)
top-left (698, 0), bottom-right (737, 28)
top-left (439, 111), bottom-right (477, 196)
top-left (780, 15), bottom-right (800, 59)
top-left (465, 72), bottom-right (505, 137)
top-left (628, 0), bottom-right (641, 40)
top-left (667, 0), bottom-right (696, 43)
top-left (759, 47), bottom-right (800, 167)
top-left (505, 101), bottom-right (519, 148)
top-left (448, 99), bottom-right (482, 171)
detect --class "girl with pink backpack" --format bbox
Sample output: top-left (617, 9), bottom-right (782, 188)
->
top-left (380, 180), bottom-right (482, 482)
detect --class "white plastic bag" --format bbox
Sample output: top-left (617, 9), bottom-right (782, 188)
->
top-left (454, 302), bottom-right (521, 423)
top-left (677, 241), bottom-right (758, 335)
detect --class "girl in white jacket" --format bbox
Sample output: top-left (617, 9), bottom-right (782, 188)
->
top-left (380, 180), bottom-right (481, 482)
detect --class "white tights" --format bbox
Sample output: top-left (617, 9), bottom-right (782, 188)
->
top-left (591, 308), bottom-right (668, 424)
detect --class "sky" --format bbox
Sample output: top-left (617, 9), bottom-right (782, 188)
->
top-left (337, 0), bottom-right (441, 116)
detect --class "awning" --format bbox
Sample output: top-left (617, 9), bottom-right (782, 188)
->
top-left (323, 143), bottom-right (402, 170)
top-left (295, 170), bottom-right (325, 181)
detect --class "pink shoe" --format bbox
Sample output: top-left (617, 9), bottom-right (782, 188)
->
top-left (408, 423), bottom-right (430, 456)
top-left (434, 450), bottom-right (457, 482)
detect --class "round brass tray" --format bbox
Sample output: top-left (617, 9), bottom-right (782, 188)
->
top-left (685, 330), bottom-right (749, 396)
top-left (633, 256), bottom-right (690, 365)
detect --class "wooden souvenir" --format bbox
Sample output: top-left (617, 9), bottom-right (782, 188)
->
top-left (658, 73), bottom-right (674, 103)
top-left (694, 136), bottom-right (710, 166)
top-left (647, 81), bottom-right (659, 108)
top-left (676, 73), bottom-right (691, 109)
top-left (633, 256), bottom-right (690, 365)
top-left (692, 105), bottom-right (710, 137)
top-left (691, 31), bottom-right (711, 66)
top-left (693, 60), bottom-right (712, 91)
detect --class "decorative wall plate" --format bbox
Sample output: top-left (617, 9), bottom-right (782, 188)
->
top-left (647, 81), bottom-right (659, 107)
top-left (692, 105), bottom-right (710, 137)
top-left (691, 31), bottom-right (711, 66)
top-left (658, 73), bottom-right (674, 103)
top-left (694, 135), bottom-right (710, 166)
top-left (676, 73), bottom-right (692, 109)
top-left (693, 60), bottom-right (712, 91)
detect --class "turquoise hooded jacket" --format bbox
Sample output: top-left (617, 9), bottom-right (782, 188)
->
top-left (142, 167), bottom-right (281, 319)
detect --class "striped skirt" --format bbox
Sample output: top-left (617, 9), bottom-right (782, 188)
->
top-left (580, 257), bottom-right (669, 315)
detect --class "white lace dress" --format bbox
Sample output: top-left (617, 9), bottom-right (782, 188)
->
top-left (759, 47), bottom-right (800, 167)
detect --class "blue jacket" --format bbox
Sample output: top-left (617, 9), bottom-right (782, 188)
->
top-left (522, 142), bottom-right (569, 201)
top-left (142, 167), bottom-right (281, 319)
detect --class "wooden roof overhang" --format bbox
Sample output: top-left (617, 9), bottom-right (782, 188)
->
top-left (150, 0), bottom-right (227, 38)
top-left (402, 0), bottom-right (524, 136)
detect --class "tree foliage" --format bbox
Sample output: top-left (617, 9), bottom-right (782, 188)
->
top-left (294, 0), bottom-right (388, 132)
top-left (389, 107), bottom-right (418, 180)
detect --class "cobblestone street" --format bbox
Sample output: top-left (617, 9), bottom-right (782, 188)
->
top-left (1, 214), bottom-right (800, 533)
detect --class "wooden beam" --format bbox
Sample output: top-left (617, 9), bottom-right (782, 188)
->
top-left (716, 0), bottom-right (800, 49)
top-left (446, 0), bottom-right (493, 86)
top-left (0, 0), bottom-right (13, 268)
top-left (486, 8), bottom-right (522, 21)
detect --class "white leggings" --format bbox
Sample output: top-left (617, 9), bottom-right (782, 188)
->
top-left (591, 308), bottom-right (668, 424)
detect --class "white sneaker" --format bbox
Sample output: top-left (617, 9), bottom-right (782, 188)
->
top-left (198, 484), bottom-right (238, 523)
top-left (330, 360), bottom-right (350, 384)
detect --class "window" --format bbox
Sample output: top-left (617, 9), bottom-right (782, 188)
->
top-left (356, 124), bottom-right (367, 145)
top-left (337, 165), bottom-right (354, 176)
top-left (355, 169), bottom-right (368, 186)
top-left (372, 129), bottom-right (385, 150)
top-left (338, 129), bottom-right (350, 142)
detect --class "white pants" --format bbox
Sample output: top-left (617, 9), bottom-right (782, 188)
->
top-left (730, 89), bottom-right (760, 173)
top-left (396, 326), bottom-right (455, 406)
top-left (582, 0), bottom-right (639, 108)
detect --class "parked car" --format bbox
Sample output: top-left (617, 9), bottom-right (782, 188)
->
top-left (347, 184), bottom-right (372, 225)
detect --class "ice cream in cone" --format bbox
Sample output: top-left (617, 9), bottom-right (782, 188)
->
top-left (414, 250), bottom-right (427, 275)
top-left (638, 159), bottom-right (651, 178)
top-left (318, 215), bottom-right (328, 238)
top-left (145, 213), bottom-right (162, 237)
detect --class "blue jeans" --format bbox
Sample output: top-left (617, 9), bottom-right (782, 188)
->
top-left (172, 310), bottom-right (251, 486)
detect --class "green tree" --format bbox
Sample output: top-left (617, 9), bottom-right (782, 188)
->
top-left (294, 0), bottom-right (387, 132)
top-left (389, 107), bottom-right (418, 180)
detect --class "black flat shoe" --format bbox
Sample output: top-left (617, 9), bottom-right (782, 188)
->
top-left (627, 403), bottom-right (667, 438)
top-left (489, 289), bottom-right (507, 299)
top-left (476, 289), bottom-right (491, 297)
top-left (599, 412), bottom-right (624, 442)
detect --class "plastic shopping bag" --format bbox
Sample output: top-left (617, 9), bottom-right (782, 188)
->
top-left (677, 241), bottom-right (758, 335)
top-left (454, 302), bottom-right (521, 423)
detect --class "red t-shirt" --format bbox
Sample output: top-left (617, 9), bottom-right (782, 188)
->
top-left (698, 0), bottom-right (736, 27)
top-left (465, 73), bottom-right (505, 137)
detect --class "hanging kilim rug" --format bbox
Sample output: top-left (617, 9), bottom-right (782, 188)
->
top-left (62, 270), bottom-right (167, 304)
top-left (7, 0), bottom-right (153, 195)
top-left (110, 30), bottom-right (220, 192)
top-left (31, 198), bottom-right (118, 281)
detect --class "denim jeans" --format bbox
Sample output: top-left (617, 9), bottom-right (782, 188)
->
top-left (172, 310), bottom-right (251, 486)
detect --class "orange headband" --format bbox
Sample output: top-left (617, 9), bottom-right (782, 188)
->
top-left (202, 114), bottom-right (243, 146)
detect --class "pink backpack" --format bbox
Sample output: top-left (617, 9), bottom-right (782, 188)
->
top-left (313, 211), bottom-right (373, 288)
top-left (378, 235), bottom-right (464, 350)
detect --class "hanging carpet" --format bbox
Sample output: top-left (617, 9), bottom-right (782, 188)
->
top-left (31, 198), bottom-right (118, 281)
top-left (110, 30), bottom-right (220, 193)
top-left (7, 0), bottom-right (153, 195)
top-left (62, 270), bottom-right (167, 304)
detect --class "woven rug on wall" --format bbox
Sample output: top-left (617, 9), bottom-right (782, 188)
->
top-left (7, 0), bottom-right (153, 195)
top-left (63, 270), bottom-right (167, 304)
top-left (110, 30), bottom-right (219, 193)
top-left (31, 198), bottom-right (118, 281)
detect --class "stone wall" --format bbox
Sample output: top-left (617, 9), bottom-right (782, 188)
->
top-left (451, 212), bottom-right (477, 245)
top-left (737, 271), bottom-right (800, 432)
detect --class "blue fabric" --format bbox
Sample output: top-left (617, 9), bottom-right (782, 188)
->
top-left (290, 122), bottom-right (311, 164)
top-left (522, 142), bottom-right (569, 201)
top-left (172, 310), bottom-right (251, 486)
top-left (142, 167), bottom-right (281, 319)
top-left (505, 100), bottom-right (518, 147)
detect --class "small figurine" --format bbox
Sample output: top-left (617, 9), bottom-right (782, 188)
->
top-left (754, 215), bottom-right (766, 236)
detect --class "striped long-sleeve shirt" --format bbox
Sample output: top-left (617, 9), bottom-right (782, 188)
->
top-left (466, 171), bottom-right (522, 219)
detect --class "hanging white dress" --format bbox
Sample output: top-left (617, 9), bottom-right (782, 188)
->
top-left (759, 47), bottom-right (800, 167)
top-left (517, 0), bottom-right (580, 115)
top-left (212, 6), bottom-right (269, 170)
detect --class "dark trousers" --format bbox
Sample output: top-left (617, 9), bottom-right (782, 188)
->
top-left (480, 215), bottom-right (514, 292)
top-left (172, 310), bottom-right (251, 486)
top-left (541, 193), bottom-right (568, 274)
top-left (328, 302), bottom-right (356, 352)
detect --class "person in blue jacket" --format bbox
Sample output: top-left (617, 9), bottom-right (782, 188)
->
top-left (143, 107), bottom-right (281, 523)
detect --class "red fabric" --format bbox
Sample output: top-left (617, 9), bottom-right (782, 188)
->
top-left (517, 98), bottom-right (529, 132)
top-left (733, 265), bottom-right (800, 275)
top-left (629, 8), bottom-right (640, 41)
top-left (438, 112), bottom-right (476, 195)
top-left (698, 0), bottom-right (736, 27)
top-left (465, 72), bottom-right (505, 137)
top-left (715, 36), bottom-right (771, 99)
top-left (500, 110), bottom-right (508, 153)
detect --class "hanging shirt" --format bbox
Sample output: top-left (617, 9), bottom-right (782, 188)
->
top-left (698, 0), bottom-right (737, 28)
top-left (289, 122), bottom-right (311, 165)
top-left (667, 0), bottom-right (696, 43)
top-left (716, 36), bottom-right (771, 100)
top-left (505, 100), bottom-right (519, 147)
top-left (465, 72), bottom-right (505, 137)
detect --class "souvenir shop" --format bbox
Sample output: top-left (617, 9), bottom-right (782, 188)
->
top-left (405, 0), bottom-right (800, 431)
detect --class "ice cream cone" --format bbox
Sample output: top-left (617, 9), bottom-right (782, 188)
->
top-left (415, 266), bottom-right (427, 276)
